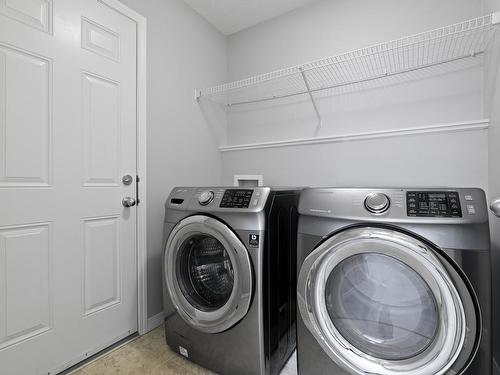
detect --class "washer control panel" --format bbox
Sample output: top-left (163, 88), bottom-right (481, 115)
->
top-left (168, 187), bottom-right (271, 212)
top-left (220, 189), bottom-right (254, 208)
top-left (407, 191), bottom-right (462, 217)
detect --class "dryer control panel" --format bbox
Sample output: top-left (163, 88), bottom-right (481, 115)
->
top-left (297, 187), bottom-right (488, 224)
top-left (407, 191), bottom-right (462, 218)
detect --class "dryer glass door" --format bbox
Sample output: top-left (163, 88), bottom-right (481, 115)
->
top-left (165, 215), bottom-right (253, 334)
top-left (297, 227), bottom-right (477, 375)
top-left (325, 253), bottom-right (439, 360)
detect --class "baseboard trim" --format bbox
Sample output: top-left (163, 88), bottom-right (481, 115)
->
top-left (146, 312), bottom-right (164, 332)
top-left (219, 119), bottom-right (490, 152)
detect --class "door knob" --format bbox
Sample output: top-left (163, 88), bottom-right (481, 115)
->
top-left (490, 198), bottom-right (500, 218)
top-left (122, 197), bottom-right (136, 207)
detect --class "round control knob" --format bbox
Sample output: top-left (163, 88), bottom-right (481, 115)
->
top-left (364, 193), bottom-right (390, 214)
top-left (198, 190), bottom-right (214, 206)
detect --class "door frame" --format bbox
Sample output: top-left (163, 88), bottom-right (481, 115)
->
top-left (97, 0), bottom-right (148, 335)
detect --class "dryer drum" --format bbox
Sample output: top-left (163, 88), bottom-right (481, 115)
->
top-left (326, 252), bottom-right (440, 361)
top-left (297, 226), bottom-right (477, 375)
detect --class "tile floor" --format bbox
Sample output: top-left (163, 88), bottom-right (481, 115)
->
top-left (69, 326), bottom-right (297, 375)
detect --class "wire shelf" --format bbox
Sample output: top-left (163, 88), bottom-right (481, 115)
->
top-left (197, 13), bottom-right (500, 110)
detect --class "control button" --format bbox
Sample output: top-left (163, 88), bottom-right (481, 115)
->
top-left (253, 199), bottom-right (259, 206)
top-left (198, 190), bottom-right (214, 206)
top-left (365, 193), bottom-right (390, 214)
top-left (219, 189), bottom-right (254, 208)
top-left (465, 195), bottom-right (473, 201)
top-left (467, 204), bottom-right (476, 215)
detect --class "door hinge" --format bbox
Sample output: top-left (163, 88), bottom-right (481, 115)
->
top-left (136, 175), bottom-right (140, 205)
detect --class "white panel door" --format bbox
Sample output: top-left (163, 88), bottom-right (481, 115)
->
top-left (0, 0), bottom-right (138, 373)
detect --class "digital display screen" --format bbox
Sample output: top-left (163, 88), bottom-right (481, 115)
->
top-left (428, 193), bottom-right (446, 200)
top-left (220, 189), bottom-right (253, 208)
top-left (407, 191), bottom-right (462, 218)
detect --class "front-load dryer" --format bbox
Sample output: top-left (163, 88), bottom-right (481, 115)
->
top-left (296, 187), bottom-right (491, 375)
top-left (162, 186), bottom-right (299, 375)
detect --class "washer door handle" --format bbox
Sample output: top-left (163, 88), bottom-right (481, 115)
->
top-left (490, 198), bottom-right (500, 217)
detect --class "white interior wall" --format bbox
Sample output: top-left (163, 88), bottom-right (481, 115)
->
top-left (485, 0), bottom-right (500, 17)
top-left (227, 0), bottom-right (483, 80)
top-left (221, 0), bottom-right (488, 189)
top-left (118, 0), bottom-right (226, 320)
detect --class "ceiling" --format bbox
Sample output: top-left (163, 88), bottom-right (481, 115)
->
top-left (182, 0), bottom-right (322, 35)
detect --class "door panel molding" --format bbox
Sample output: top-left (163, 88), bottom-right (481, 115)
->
top-left (81, 71), bottom-right (121, 187)
top-left (82, 216), bottom-right (121, 316)
top-left (81, 16), bottom-right (120, 62)
top-left (0, 43), bottom-right (52, 187)
top-left (0, 222), bottom-right (52, 350)
top-left (0, 0), bottom-right (53, 34)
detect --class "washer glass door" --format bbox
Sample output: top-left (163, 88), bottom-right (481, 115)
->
top-left (176, 234), bottom-right (234, 311)
top-left (165, 215), bottom-right (253, 333)
top-left (297, 227), bottom-right (477, 375)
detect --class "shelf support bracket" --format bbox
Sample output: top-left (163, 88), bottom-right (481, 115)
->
top-left (299, 67), bottom-right (322, 130)
top-left (492, 11), bottom-right (500, 25)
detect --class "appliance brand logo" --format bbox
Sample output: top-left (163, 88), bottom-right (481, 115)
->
top-left (249, 234), bottom-right (260, 248)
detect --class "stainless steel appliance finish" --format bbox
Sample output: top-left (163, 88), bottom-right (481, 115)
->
top-left (296, 187), bottom-right (492, 375)
top-left (162, 187), bottom-right (299, 375)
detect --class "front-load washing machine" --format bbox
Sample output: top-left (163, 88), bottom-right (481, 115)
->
top-left (162, 186), bottom-right (299, 375)
top-left (296, 187), bottom-right (492, 375)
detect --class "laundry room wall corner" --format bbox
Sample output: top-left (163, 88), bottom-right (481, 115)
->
top-left (117, 0), bottom-right (227, 322)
